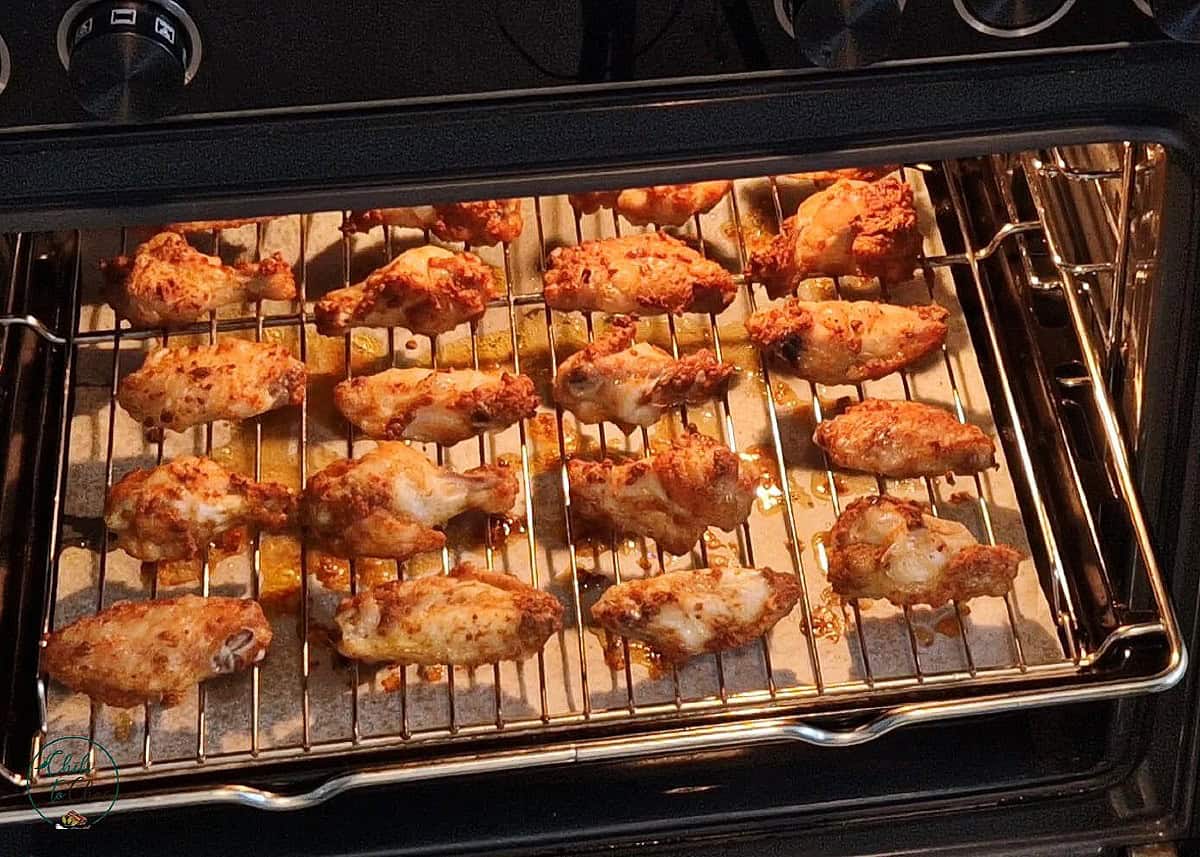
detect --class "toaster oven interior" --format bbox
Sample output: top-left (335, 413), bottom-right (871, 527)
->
top-left (0, 139), bottom-right (1185, 818)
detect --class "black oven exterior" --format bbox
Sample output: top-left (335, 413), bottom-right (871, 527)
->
top-left (1, 6), bottom-right (1200, 856)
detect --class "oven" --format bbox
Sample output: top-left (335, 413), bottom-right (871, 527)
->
top-left (1, 2), bottom-right (1200, 855)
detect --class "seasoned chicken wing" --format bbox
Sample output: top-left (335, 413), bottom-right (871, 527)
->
top-left (343, 200), bottom-right (523, 246)
top-left (166, 216), bottom-right (280, 234)
top-left (334, 367), bottom-right (539, 445)
top-left (827, 495), bottom-right (1021, 607)
top-left (567, 429), bottom-right (758, 555)
top-left (785, 165), bottom-right (899, 186)
top-left (43, 595), bottom-right (272, 708)
top-left (554, 315), bottom-right (734, 430)
top-left (543, 232), bottom-right (736, 316)
top-left (314, 246), bottom-right (495, 337)
top-left (750, 177), bottom-right (921, 297)
top-left (744, 299), bottom-right (948, 385)
top-left (568, 182), bottom-right (731, 227)
top-left (335, 563), bottom-right (562, 666)
top-left (591, 566), bottom-right (801, 664)
top-left (302, 442), bottom-right (518, 560)
top-left (814, 399), bottom-right (996, 478)
top-left (117, 338), bottom-right (306, 434)
top-left (101, 232), bottom-right (297, 327)
top-left (106, 456), bottom-right (297, 563)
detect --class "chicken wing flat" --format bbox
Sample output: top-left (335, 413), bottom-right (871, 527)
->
top-left (827, 495), bottom-right (1021, 607)
top-left (106, 456), bottom-right (297, 563)
top-left (813, 399), bottom-right (995, 478)
top-left (785, 165), bottom-right (899, 186)
top-left (302, 442), bottom-right (518, 560)
top-left (43, 595), bottom-right (272, 708)
top-left (543, 232), bottom-right (736, 316)
top-left (117, 338), bottom-right (306, 433)
top-left (567, 429), bottom-right (758, 555)
top-left (554, 315), bottom-right (734, 430)
top-left (343, 200), bottom-right (523, 246)
top-left (335, 563), bottom-right (562, 667)
top-left (314, 246), bottom-right (495, 337)
top-left (101, 232), bottom-right (297, 327)
top-left (591, 566), bottom-right (801, 663)
top-left (566, 181), bottom-right (731, 227)
top-left (567, 191), bottom-right (621, 215)
top-left (744, 299), bottom-right (948, 385)
top-left (750, 177), bottom-right (921, 297)
top-left (166, 216), bottom-right (280, 234)
top-left (334, 367), bottom-right (539, 445)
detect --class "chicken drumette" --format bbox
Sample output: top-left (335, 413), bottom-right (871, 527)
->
top-left (567, 429), bottom-right (759, 555)
top-left (106, 456), bottom-right (297, 563)
top-left (813, 399), bottom-right (996, 478)
top-left (744, 298), bottom-right (948, 385)
top-left (543, 232), bottom-right (736, 316)
top-left (553, 315), bottom-right (734, 430)
top-left (827, 495), bottom-right (1021, 607)
top-left (591, 566), bottom-right (801, 664)
top-left (749, 177), bottom-right (921, 297)
top-left (117, 338), bottom-right (306, 434)
top-left (784, 165), bottom-right (899, 186)
top-left (343, 199), bottom-right (523, 246)
top-left (569, 181), bottom-right (732, 227)
top-left (302, 442), bottom-right (518, 560)
top-left (314, 246), bottom-right (495, 337)
top-left (335, 563), bottom-right (562, 667)
top-left (43, 595), bottom-right (272, 708)
top-left (166, 216), bottom-right (280, 234)
top-left (334, 367), bottom-right (539, 445)
top-left (101, 232), bottom-right (297, 327)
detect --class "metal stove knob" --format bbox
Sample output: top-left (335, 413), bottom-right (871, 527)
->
top-left (58, 0), bottom-right (201, 121)
top-left (791, 0), bottom-right (905, 69)
top-left (953, 0), bottom-right (1076, 36)
top-left (1151, 0), bottom-right (1200, 41)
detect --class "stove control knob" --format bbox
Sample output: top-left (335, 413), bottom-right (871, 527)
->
top-left (1151, 0), bottom-right (1200, 41)
top-left (953, 1), bottom-right (1076, 36)
top-left (58, 0), bottom-right (201, 121)
top-left (792, 0), bottom-right (905, 69)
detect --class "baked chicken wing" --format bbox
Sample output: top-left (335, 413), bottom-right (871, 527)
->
top-left (343, 200), bottom-right (523, 246)
top-left (553, 315), bottom-right (734, 430)
top-left (567, 429), bottom-right (758, 555)
top-left (314, 246), bottom-right (495, 337)
top-left (543, 232), bottom-right (736, 316)
top-left (750, 177), bottom-right (921, 297)
top-left (591, 566), bottom-right (801, 664)
top-left (166, 216), bottom-right (280, 234)
top-left (117, 338), bottom-right (306, 434)
top-left (813, 399), bottom-right (996, 478)
top-left (106, 456), bottom-right (297, 563)
top-left (101, 232), bottom-right (297, 327)
top-left (827, 495), bottom-right (1021, 607)
top-left (43, 595), bottom-right (272, 708)
top-left (744, 299), bottom-right (948, 385)
top-left (569, 182), bottom-right (731, 227)
top-left (335, 563), bottom-right (562, 666)
top-left (302, 442), bottom-right (518, 560)
top-left (334, 367), bottom-right (539, 445)
top-left (785, 165), bottom-right (899, 186)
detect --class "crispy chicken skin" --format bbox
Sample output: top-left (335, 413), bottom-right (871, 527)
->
top-left (106, 456), bottom-right (297, 563)
top-left (591, 566), bottom-right (801, 663)
top-left (813, 399), bottom-right (996, 478)
top-left (334, 367), bottom-right (539, 444)
top-left (567, 429), bottom-right (759, 555)
top-left (827, 495), bottom-right (1021, 607)
top-left (568, 182), bottom-right (731, 227)
top-left (744, 299), bottom-right (948, 385)
top-left (750, 177), bottom-right (921, 297)
top-left (43, 595), bottom-right (272, 708)
top-left (101, 232), bottom-right (297, 327)
top-left (343, 200), bottom-right (523, 246)
top-left (117, 338), bottom-right (306, 434)
top-left (543, 232), bottom-right (736, 316)
top-left (166, 216), bottom-right (280, 234)
top-left (786, 166), bottom-right (899, 186)
top-left (334, 563), bottom-right (563, 666)
top-left (554, 315), bottom-right (734, 430)
top-left (315, 246), bottom-right (495, 337)
top-left (302, 442), bottom-right (518, 560)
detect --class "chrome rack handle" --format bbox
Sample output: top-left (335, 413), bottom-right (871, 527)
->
top-left (0, 314), bottom-right (67, 345)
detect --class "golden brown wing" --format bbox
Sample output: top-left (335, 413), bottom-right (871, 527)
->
top-left (165, 216), bottom-right (280, 234)
top-left (343, 200), bottom-right (523, 245)
top-left (613, 181), bottom-right (732, 227)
